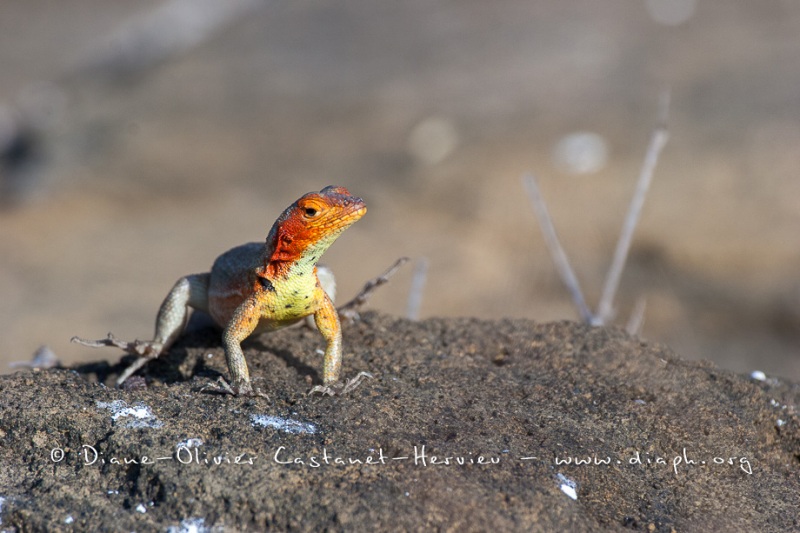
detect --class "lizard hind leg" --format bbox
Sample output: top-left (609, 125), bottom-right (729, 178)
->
top-left (71, 273), bottom-right (211, 386)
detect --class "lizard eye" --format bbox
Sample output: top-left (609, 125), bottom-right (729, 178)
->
top-left (298, 197), bottom-right (325, 218)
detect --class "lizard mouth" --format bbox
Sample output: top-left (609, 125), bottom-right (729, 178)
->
top-left (336, 194), bottom-right (366, 219)
top-left (330, 201), bottom-right (366, 228)
top-left (307, 199), bottom-right (365, 234)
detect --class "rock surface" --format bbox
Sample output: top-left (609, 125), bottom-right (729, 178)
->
top-left (0, 312), bottom-right (798, 531)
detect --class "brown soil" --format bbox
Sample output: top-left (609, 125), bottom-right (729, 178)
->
top-left (0, 312), bottom-right (797, 531)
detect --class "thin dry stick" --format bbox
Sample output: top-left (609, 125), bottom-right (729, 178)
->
top-left (523, 174), bottom-right (594, 323)
top-left (338, 257), bottom-right (410, 320)
top-left (596, 92), bottom-right (670, 325)
top-left (406, 257), bottom-right (429, 320)
top-left (625, 296), bottom-right (647, 336)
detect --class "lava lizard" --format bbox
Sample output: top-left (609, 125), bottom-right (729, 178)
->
top-left (73, 185), bottom-right (369, 397)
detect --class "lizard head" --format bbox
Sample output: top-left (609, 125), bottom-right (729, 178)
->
top-left (266, 185), bottom-right (366, 273)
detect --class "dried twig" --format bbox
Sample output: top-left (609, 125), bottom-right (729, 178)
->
top-left (71, 332), bottom-right (164, 386)
top-left (595, 90), bottom-right (670, 324)
top-left (71, 332), bottom-right (135, 351)
top-left (523, 174), bottom-right (593, 323)
top-left (406, 257), bottom-right (429, 320)
top-left (338, 257), bottom-right (410, 321)
top-left (524, 92), bottom-right (670, 327)
top-left (625, 296), bottom-right (647, 336)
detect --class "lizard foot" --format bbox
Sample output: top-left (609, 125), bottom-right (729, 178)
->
top-left (200, 377), bottom-right (270, 399)
top-left (308, 371), bottom-right (374, 397)
top-left (71, 333), bottom-right (164, 387)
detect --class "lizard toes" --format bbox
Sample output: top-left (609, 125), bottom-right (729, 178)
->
top-left (308, 384), bottom-right (339, 397)
top-left (308, 371), bottom-right (374, 397)
top-left (341, 371), bottom-right (374, 394)
top-left (200, 377), bottom-right (269, 400)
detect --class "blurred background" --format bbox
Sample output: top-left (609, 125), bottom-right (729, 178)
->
top-left (0, 0), bottom-right (798, 379)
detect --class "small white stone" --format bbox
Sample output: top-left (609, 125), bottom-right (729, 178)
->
top-left (177, 438), bottom-right (204, 450)
top-left (251, 414), bottom-right (317, 434)
top-left (166, 517), bottom-right (209, 533)
top-left (557, 473), bottom-right (578, 500)
top-left (96, 400), bottom-right (163, 429)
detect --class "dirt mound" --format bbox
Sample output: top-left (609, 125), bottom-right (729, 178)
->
top-left (0, 312), bottom-right (797, 531)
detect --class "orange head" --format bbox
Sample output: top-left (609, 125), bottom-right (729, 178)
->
top-left (265, 186), bottom-right (366, 276)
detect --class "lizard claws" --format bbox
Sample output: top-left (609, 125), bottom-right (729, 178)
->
top-left (308, 371), bottom-right (374, 397)
top-left (200, 377), bottom-right (270, 399)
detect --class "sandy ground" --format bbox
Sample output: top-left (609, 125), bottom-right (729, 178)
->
top-left (0, 1), bottom-right (799, 378)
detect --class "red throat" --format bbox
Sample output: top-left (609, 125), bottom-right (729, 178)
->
top-left (265, 217), bottom-right (309, 278)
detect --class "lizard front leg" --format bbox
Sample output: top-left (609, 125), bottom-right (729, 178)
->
top-left (308, 288), bottom-right (372, 396)
top-left (315, 290), bottom-right (342, 384)
top-left (72, 273), bottom-right (210, 386)
top-left (216, 294), bottom-right (267, 397)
